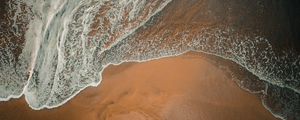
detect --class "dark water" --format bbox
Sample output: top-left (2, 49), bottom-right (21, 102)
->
top-left (0, 0), bottom-right (299, 119)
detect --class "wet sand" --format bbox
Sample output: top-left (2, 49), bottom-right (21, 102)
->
top-left (0, 53), bottom-right (277, 120)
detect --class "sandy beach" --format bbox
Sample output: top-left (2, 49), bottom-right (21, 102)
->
top-left (0, 53), bottom-right (277, 120)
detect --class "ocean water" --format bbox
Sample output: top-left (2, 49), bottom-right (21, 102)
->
top-left (0, 0), bottom-right (299, 119)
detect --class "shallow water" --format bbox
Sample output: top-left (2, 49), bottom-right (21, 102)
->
top-left (0, 0), bottom-right (299, 119)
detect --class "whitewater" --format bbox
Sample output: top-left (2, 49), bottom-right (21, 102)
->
top-left (0, 0), bottom-right (299, 119)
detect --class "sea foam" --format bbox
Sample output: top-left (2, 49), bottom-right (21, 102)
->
top-left (0, 0), bottom-right (299, 119)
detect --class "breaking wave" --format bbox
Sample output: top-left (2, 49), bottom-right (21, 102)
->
top-left (0, 0), bottom-right (299, 119)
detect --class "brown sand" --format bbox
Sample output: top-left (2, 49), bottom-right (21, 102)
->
top-left (0, 53), bottom-right (277, 120)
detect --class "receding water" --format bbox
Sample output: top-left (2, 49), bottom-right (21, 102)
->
top-left (0, 0), bottom-right (299, 119)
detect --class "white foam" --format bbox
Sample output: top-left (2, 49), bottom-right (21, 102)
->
top-left (0, 1), bottom-right (299, 120)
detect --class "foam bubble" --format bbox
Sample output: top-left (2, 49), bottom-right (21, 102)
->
top-left (0, 0), bottom-right (299, 119)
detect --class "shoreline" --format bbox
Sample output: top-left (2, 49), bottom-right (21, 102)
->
top-left (0, 52), bottom-right (278, 120)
